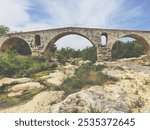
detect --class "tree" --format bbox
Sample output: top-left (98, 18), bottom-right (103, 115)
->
top-left (112, 40), bottom-right (145, 59)
top-left (0, 25), bottom-right (9, 34)
top-left (10, 40), bottom-right (32, 55)
top-left (81, 46), bottom-right (97, 63)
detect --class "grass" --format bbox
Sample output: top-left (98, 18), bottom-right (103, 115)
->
top-left (32, 70), bottom-right (53, 78)
top-left (0, 87), bottom-right (44, 109)
top-left (0, 55), bottom-right (118, 109)
top-left (56, 63), bottom-right (118, 95)
top-left (30, 63), bottom-right (117, 96)
top-left (0, 50), bottom-right (57, 78)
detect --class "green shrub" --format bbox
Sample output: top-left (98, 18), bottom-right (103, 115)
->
top-left (0, 51), bottom-right (55, 77)
top-left (52, 46), bottom-right (97, 64)
top-left (74, 63), bottom-right (106, 78)
top-left (58, 63), bottom-right (116, 95)
top-left (58, 77), bottom-right (87, 95)
top-left (81, 47), bottom-right (97, 63)
top-left (112, 41), bottom-right (145, 59)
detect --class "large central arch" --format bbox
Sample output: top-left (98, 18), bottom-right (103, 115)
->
top-left (43, 32), bottom-right (96, 58)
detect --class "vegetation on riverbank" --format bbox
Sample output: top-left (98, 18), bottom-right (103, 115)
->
top-left (0, 50), bottom-right (56, 78)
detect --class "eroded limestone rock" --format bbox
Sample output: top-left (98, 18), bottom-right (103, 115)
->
top-left (1, 91), bottom-right (64, 113)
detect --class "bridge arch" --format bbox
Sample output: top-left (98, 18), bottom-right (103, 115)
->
top-left (43, 32), bottom-right (96, 58)
top-left (0, 37), bottom-right (31, 55)
top-left (110, 33), bottom-right (150, 53)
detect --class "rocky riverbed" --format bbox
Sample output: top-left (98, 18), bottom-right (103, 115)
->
top-left (0, 56), bottom-right (150, 113)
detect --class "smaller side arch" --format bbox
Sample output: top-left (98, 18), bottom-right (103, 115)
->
top-left (0, 37), bottom-right (32, 55)
top-left (110, 33), bottom-right (150, 53)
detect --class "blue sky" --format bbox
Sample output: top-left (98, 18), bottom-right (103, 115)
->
top-left (0, 0), bottom-right (150, 49)
top-left (0, 0), bottom-right (150, 31)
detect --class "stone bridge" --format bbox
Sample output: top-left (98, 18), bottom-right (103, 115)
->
top-left (0, 27), bottom-right (150, 61)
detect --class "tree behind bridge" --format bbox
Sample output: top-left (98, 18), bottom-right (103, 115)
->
top-left (0, 25), bottom-right (9, 34)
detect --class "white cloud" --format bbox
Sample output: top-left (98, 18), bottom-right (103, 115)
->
top-left (0, 0), bottom-right (144, 30)
top-left (0, 0), bottom-right (31, 29)
top-left (39, 0), bottom-right (144, 29)
top-left (0, 0), bottom-right (146, 49)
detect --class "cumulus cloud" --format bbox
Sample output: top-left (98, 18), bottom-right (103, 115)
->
top-left (0, 0), bottom-right (31, 29)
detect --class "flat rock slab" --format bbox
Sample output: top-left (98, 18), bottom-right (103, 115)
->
top-left (0, 78), bottom-right (31, 86)
top-left (0, 91), bottom-right (64, 113)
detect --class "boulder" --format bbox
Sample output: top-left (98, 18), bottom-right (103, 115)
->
top-left (0, 83), bottom-right (3, 88)
top-left (0, 78), bottom-right (31, 86)
top-left (8, 82), bottom-right (44, 92)
top-left (51, 88), bottom-right (130, 113)
top-left (1, 91), bottom-right (64, 113)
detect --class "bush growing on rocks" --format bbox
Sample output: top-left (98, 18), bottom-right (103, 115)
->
top-left (58, 63), bottom-right (117, 95)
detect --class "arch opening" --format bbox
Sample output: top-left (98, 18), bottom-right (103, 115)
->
top-left (111, 34), bottom-right (148, 59)
top-left (1, 37), bottom-right (31, 55)
top-left (101, 33), bottom-right (107, 47)
top-left (35, 35), bottom-right (41, 46)
top-left (44, 33), bottom-right (97, 63)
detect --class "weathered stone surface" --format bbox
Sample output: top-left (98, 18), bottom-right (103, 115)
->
top-left (0, 91), bottom-right (64, 113)
top-left (0, 83), bottom-right (3, 88)
top-left (41, 64), bottom-right (76, 86)
top-left (8, 91), bottom-right (23, 97)
top-left (8, 82), bottom-right (44, 92)
top-left (0, 78), bottom-right (31, 86)
top-left (7, 82), bottom-right (44, 97)
top-left (101, 58), bottom-right (150, 112)
top-left (78, 60), bottom-right (91, 65)
top-left (51, 87), bottom-right (130, 113)
top-left (0, 27), bottom-right (150, 61)
top-left (0, 56), bottom-right (150, 113)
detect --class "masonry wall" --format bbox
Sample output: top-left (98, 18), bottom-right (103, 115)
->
top-left (0, 27), bottom-right (150, 61)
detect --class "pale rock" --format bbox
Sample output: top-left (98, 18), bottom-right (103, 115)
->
top-left (0, 91), bottom-right (64, 113)
top-left (47, 72), bottom-right (68, 86)
top-left (0, 78), bottom-right (31, 86)
top-left (8, 82), bottom-right (44, 92)
top-left (78, 60), bottom-right (91, 65)
top-left (51, 88), bottom-right (130, 113)
top-left (0, 83), bottom-right (3, 88)
top-left (8, 91), bottom-right (23, 97)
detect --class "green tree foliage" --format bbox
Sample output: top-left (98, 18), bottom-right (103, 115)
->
top-left (112, 40), bottom-right (145, 59)
top-left (58, 63), bottom-right (116, 95)
top-left (10, 40), bottom-right (31, 55)
top-left (53, 46), bottom-right (97, 63)
top-left (56, 47), bottom-right (81, 59)
top-left (0, 25), bottom-right (9, 34)
top-left (0, 50), bottom-right (55, 77)
top-left (81, 46), bottom-right (97, 63)
top-left (53, 47), bottom-right (81, 63)
top-left (49, 44), bottom-right (57, 53)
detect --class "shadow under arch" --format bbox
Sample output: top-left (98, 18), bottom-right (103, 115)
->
top-left (0, 37), bottom-right (31, 55)
top-left (43, 32), bottom-right (96, 58)
top-left (111, 33), bottom-right (150, 52)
